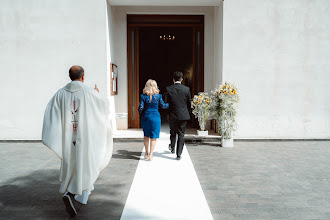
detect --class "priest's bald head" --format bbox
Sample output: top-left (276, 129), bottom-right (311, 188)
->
top-left (69, 65), bottom-right (84, 82)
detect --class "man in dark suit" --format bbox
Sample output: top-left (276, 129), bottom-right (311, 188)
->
top-left (165, 71), bottom-right (191, 160)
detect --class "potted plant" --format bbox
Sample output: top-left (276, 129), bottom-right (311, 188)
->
top-left (211, 82), bottom-right (239, 147)
top-left (191, 92), bottom-right (211, 136)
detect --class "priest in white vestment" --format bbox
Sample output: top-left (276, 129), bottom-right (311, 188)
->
top-left (42, 65), bottom-right (113, 216)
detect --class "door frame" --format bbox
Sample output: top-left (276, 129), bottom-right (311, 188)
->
top-left (127, 14), bottom-right (204, 128)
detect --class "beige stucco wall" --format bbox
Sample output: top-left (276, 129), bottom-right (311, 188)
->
top-left (223, 0), bottom-right (330, 138)
top-left (214, 5), bottom-right (223, 87)
top-left (2, 0), bottom-right (326, 139)
top-left (106, 3), bottom-right (118, 131)
top-left (0, 0), bottom-right (109, 139)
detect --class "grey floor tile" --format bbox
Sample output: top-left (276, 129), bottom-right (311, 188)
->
top-left (187, 141), bottom-right (330, 220)
top-left (0, 142), bottom-right (141, 219)
top-left (232, 213), bottom-right (261, 219)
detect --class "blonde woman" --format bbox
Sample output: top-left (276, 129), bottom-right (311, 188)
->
top-left (138, 79), bottom-right (169, 161)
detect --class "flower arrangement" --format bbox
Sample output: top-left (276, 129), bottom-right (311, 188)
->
top-left (191, 92), bottom-right (211, 131)
top-left (210, 82), bottom-right (239, 139)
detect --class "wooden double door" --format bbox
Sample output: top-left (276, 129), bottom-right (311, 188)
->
top-left (127, 15), bottom-right (204, 128)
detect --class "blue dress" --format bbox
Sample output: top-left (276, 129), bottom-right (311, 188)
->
top-left (138, 94), bottom-right (169, 138)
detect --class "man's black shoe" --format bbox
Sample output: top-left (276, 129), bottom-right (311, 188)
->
top-left (169, 144), bottom-right (175, 154)
top-left (176, 156), bottom-right (181, 160)
top-left (63, 192), bottom-right (77, 216)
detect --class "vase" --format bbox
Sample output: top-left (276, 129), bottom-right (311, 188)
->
top-left (197, 130), bottom-right (208, 136)
top-left (198, 117), bottom-right (206, 131)
top-left (221, 138), bottom-right (233, 147)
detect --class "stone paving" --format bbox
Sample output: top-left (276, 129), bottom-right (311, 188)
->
top-left (0, 141), bottom-right (142, 220)
top-left (187, 141), bottom-right (330, 220)
top-left (1, 141), bottom-right (330, 219)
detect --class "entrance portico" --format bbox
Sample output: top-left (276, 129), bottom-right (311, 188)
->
top-left (106, 1), bottom-right (224, 130)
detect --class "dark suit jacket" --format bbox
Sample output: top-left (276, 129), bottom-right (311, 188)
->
top-left (165, 83), bottom-right (192, 121)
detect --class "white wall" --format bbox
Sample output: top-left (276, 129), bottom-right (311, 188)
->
top-left (0, 0), bottom-right (109, 139)
top-left (214, 4), bottom-right (223, 87)
top-left (106, 2), bottom-right (117, 131)
top-left (223, 0), bottom-right (330, 138)
top-left (111, 6), bottom-right (215, 129)
top-left (109, 6), bottom-right (128, 129)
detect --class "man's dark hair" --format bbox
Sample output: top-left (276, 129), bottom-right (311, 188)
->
top-left (69, 65), bottom-right (84, 80)
top-left (173, 71), bottom-right (183, 81)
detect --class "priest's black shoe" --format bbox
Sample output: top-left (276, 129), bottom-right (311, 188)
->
top-left (176, 156), bottom-right (181, 160)
top-left (168, 144), bottom-right (175, 154)
top-left (63, 192), bottom-right (77, 217)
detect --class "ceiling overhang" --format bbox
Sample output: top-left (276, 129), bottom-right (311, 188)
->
top-left (107, 0), bottom-right (221, 7)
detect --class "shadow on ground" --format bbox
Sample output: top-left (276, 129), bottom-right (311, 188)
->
top-left (152, 151), bottom-right (177, 160)
top-left (112, 150), bottom-right (141, 160)
top-left (0, 169), bottom-right (125, 219)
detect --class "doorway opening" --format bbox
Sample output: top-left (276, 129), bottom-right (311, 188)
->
top-left (127, 15), bottom-right (204, 128)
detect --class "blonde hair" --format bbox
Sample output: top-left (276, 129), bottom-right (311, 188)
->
top-left (143, 79), bottom-right (159, 96)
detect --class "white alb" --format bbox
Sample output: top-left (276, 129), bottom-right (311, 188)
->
top-left (42, 81), bottom-right (113, 195)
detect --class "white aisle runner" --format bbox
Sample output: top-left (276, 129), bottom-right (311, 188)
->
top-left (120, 128), bottom-right (213, 220)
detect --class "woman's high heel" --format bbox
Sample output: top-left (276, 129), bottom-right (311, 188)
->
top-left (144, 153), bottom-right (149, 160)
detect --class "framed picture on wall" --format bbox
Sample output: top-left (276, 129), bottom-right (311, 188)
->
top-left (110, 63), bottom-right (118, 95)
